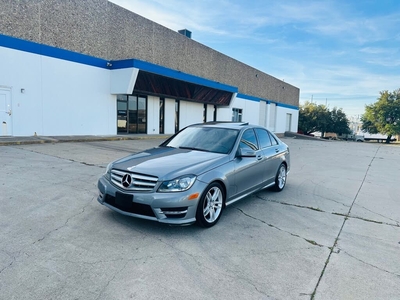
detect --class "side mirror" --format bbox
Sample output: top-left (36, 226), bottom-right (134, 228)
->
top-left (237, 148), bottom-right (257, 157)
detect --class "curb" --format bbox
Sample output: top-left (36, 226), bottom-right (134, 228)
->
top-left (0, 135), bottom-right (171, 146)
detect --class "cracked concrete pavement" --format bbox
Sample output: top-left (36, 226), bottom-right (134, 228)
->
top-left (0, 137), bottom-right (399, 299)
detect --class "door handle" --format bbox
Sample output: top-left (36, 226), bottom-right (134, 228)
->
top-left (256, 155), bottom-right (263, 161)
top-left (275, 148), bottom-right (279, 153)
top-left (7, 110), bottom-right (11, 116)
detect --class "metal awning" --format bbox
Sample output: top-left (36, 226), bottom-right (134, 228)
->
top-left (110, 59), bottom-right (237, 106)
top-left (134, 71), bottom-right (233, 106)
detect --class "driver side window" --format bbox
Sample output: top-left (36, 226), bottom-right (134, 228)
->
top-left (240, 129), bottom-right (258, 151)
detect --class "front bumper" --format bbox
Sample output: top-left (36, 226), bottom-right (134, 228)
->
top-left (97, 176), bottom-right (206, 225)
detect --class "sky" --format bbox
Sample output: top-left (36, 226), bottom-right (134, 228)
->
top-left (111, 0), bottom-right (400, 119)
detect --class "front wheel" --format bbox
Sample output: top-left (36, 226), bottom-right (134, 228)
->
top-left (196, 182), bottom-right (225, 228)
top-left (272, 163), bottom-right (287, 192)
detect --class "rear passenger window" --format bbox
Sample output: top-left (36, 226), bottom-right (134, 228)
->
top-left (255, 128), bottom-right (272, 148)
top-left (269, 132), bottom-right (278, 145)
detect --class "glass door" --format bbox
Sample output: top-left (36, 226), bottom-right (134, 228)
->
top-left (128, 96), bottom-right (138, 133)
top-left (117, 96), bottom-right (128, 133)
top-left (117, 94), bottom-right (147, 134)
top-left (159, 98), bottom-right (165, 134)
top-left (137, 96), bottom-right (147, 134)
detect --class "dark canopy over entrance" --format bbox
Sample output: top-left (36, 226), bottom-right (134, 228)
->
top-left (134, 71), bottom-right (233, 106)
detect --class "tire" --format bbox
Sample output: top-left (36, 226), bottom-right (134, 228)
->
top-left (196, 182), bottom-right (225, 228)
top-left (272, 163), bottom-right (287, 192)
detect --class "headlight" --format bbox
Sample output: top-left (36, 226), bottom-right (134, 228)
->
top-left (158, 175), bottom-right (196, 192)
top-left (104, 163), bottom-right (112, 180)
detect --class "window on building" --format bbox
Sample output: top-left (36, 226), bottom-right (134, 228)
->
top-left (232, 108), bottom-right (242, 122)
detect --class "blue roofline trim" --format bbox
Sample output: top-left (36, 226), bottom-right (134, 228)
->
top-left (237, 93), bottom-right (261, 102)
top-left (0, 33), bottom-right (237, 93)
top-left (0, 33), bottom-right (108, 68)
top-left (111, 59), bottom-right (238, 93)
top-left (277, 102), bottom-right (299, 110)
top-left (237, 93), bottom-right (299, 110)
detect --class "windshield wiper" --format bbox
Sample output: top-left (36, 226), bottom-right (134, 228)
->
top-left (179, 146), bottom-right (210, 152)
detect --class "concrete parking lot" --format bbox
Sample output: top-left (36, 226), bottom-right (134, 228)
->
top-left (1, 137), bottom-right (399, 299)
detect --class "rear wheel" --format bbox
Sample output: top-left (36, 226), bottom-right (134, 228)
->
top-left (196, 182), bottom-right (224, 227)
top-left (272, 163), bottom-right (287, 192)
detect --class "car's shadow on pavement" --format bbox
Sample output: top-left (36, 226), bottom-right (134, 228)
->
top-left (98, 191), bottom-right (274, 235)
top-left (100, 209), bottom-right (206, 234)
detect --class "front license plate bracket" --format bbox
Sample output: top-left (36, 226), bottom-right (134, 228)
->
top-left (115, 192), bottom-right (133, 210)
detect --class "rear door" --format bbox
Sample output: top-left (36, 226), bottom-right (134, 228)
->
top-left (255, 128), bottom-right (281, 185)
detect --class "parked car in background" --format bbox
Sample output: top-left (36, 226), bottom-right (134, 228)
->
top-left (337, 133), bottom-right (364, 142)
top-left (97, 122), bottom-right (290, 227)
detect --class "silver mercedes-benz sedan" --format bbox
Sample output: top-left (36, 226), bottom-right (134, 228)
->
top-left (97, 122), bottom-right (290, 227)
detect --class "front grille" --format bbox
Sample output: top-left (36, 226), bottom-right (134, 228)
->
top-left (104, 195), bottom-right (156, 217)
top-left (111, 169), bottom-right (158, 191)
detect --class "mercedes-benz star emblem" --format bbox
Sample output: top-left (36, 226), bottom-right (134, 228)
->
top-left (121, 174), bottom-right (132, 188)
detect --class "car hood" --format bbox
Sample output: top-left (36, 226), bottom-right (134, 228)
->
top-left (111, 147), bottom-right (229, 180)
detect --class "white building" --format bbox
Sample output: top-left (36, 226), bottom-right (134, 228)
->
top-left (0, 1), bottom-right (299, 137)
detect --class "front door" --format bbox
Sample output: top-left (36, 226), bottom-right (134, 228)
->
top-left (0, 88), bottom-right (12, 136)
top-left (117, 94), bottom-right (147, 134)
top-left (231, 129), bottom-right (264, 200)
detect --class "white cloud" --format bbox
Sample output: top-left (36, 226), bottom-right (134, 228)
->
top-left (109, 0), bottom-right (400, 116)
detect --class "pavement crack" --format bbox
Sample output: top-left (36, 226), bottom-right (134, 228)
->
top-left (331, 213), bottom-right (400, 227)
top-left (257, 192), bottom-right (399, 228)
top-left (236, 208), bottom-right (325, 248)
top-left (352, 203), bottom-right (400, 227)
top-left (32, 197), bottom-right (95, 245)
top-left (255, 194), bottom-right (326, 213)
top-left (341, 250), bottom-right (400, 278)
top-left (311, 146), bottom-right (381, 299)
top-left (0, 250), bottom-right (16, 275)
top-left (95, 263), bottom-right (128, 300)
top-left (308, 179), bottom-right (354, 207)
top-left (17, 147), bottom-right (104, 168)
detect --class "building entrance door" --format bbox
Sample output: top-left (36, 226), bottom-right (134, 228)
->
top-left (117, 94), bottom-right (147, 134)
top-left (117, 97), bottom-right (128, 133)
top-left (0, 87), bottom-right (12, 136)
top-left (286, 113), bottom-right (292, 132)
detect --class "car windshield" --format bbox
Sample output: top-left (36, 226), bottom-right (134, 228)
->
top-left (163, 127), bottom-right (239, 154)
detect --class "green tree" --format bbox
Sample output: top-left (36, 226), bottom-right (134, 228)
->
top-left (299, 102), bottom-right (350, 137)
top-left (298, 101), bottom-right (318, 135)
top-left (361, 89), bottom-right (400, 143)
top-left (330, 107), bottom-right (351, 135)
top-left (315, 104), bottom-right (332, 137)
top-left (298, 101), bottom-right (330, 135)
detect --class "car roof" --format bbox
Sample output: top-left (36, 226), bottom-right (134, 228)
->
top-left (190, 121), bottom-right (264, 130)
